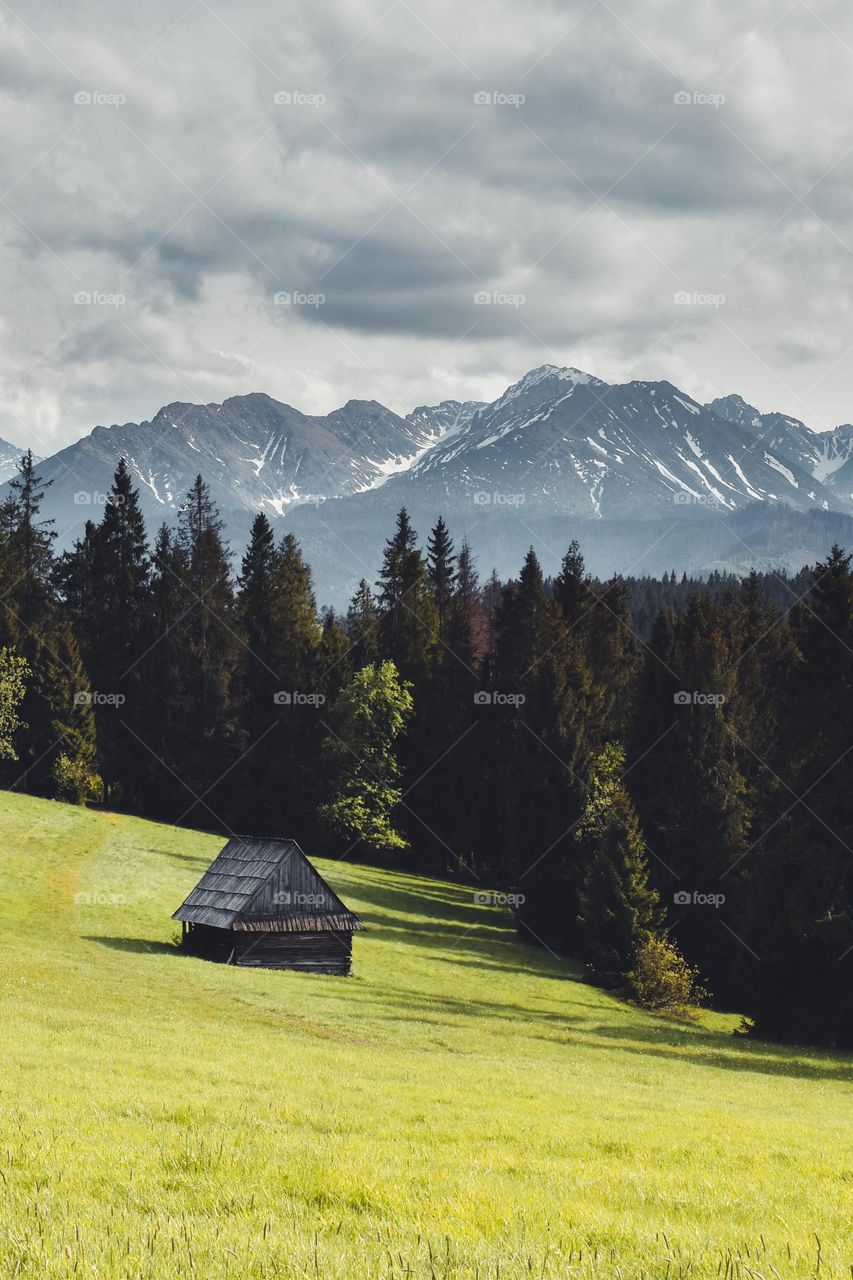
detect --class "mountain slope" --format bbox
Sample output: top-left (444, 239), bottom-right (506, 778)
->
top-left (708, 394), bottom-right (853, 506)
top-left (10, 366), bottom-right (853, 600)
top-left (19, 393), bottom-right (477, 539)
top-left (2, 789), bottom-right (850, 1280)
top-left (393, 368), bottom-right (841, 519)
top-left (0, 437), bottom-right (38, 484)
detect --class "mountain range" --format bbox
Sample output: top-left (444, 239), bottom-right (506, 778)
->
top-left (9, 366), bottom-right (853, 605)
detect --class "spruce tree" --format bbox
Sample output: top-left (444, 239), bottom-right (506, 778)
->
top-left (8, 450), bottom-right (55, 631)
top-left (345, 579), bottom-right (380, 669)
top-left (427, 516), bottom-right (456, 642)
top-left (81, 461), bottom-right (151, 804)
top-left (377, 508), bottom-right (439, 682)
top-left (172, 477), bottom-right (239, 811)
top-left (748, 546), bottom-right (853, 1044)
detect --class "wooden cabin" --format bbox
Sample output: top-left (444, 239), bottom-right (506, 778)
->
top-left (172, 837), bottom-right (363, 974)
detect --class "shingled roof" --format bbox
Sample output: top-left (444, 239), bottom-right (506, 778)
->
top-left (172, 837), bottom-right (364, 934)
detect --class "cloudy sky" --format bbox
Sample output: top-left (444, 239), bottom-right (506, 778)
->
top-left (3, 0), bottom-right (853, 454)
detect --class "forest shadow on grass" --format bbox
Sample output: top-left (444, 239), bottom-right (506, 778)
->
top-left (554, 1018), bottom-right (851, 1083)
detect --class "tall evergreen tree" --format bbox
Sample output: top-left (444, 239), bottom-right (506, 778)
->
top-left (171, 477), bottom-right (239, 812)
top-left (377, 508), bottom-right (439, 682)
top-left (7, 450), bottom-right (56, 633)
top-left (74, 461), bottom-right (151, 804)
top-left (747, 546), bottom-right (853, 1045)
top-left (345, 579), bottom-right (380, 670)
top-left (427, 516), bottom-right (456, 642)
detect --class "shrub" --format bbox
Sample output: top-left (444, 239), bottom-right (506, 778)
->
top-left (630, 935), bottom-right (708, 1012)
top-left (53, 753), bottom-right (104, 806)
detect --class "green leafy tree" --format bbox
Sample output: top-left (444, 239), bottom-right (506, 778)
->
top-left (575, 742), bottom-right (661, 986)
top-left (0, 648), bottom-right (28, 759)
top-left (320, 660), bottom-right (413, 855)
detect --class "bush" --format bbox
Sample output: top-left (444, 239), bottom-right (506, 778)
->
top-left (630, 935), bottom-right (708, 1012)
top-left (53, 753), bottom-right (103, 806)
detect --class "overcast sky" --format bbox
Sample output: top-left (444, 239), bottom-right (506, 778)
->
top-left (3, 0), bottom-right (853, 454)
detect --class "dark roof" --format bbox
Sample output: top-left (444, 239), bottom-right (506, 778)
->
top-left (172, 837), bottom-right (364, 933)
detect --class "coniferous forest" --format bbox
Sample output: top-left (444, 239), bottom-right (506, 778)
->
top-left (1, 451), bottom-right (851, 1049)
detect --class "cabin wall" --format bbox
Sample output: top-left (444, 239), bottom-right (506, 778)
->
top-left (235, 930), bottom-right (353, 974)
top-left (183, 925), bottom-right (353, 975)
top-left (250, 852), bottom-right (342, 917)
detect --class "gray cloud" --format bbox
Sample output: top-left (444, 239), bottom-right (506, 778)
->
top-left (2, 0), bottom-right (853, 455)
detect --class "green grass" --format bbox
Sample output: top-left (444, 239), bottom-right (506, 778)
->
top-left (1, 791), bottom-right (851, 1280)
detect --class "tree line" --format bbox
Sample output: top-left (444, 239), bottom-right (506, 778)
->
top-left (1, 452), bottom-right (850, 1047)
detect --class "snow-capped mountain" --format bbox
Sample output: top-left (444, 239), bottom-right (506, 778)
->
top-left (0, 437), bottom-right (37, 484)
top-left (373, 366), bottom-right (842, 518)
top-left (12, 393), bottom-right (477, 540)
top-left (11, 364), bottom-right (853, 603)
top-left (709, 394), bottom-right (853, 506)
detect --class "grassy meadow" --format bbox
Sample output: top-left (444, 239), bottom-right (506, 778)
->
top-left (1, 790), bottom-right (851, 1279)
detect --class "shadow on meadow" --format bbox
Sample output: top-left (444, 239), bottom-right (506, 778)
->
top-left (86, 849), bottom-right (847, 1082)
top-left (575, 1019), bottom-right (850, 1083)
top-left (84, 935), bottom-right (182, 956)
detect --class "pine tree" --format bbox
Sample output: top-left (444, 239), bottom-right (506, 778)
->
top-left (346, 579), bottom-right (380, 670)
top-left (427, 516), bottom-right (456, 642)
top-left (237, 513), bottom-right (280, 745)
top-left (75, 461), bottom-right (151, 804)
top-left (171, 477), bottom-right (239, 812)
top-left (377, 508), bottom-right (439, 682)
top-left (263, 532), bottom-right (323, 838)
top-left (7, 450), bottom-right (56, 632)
top-left (485, 549), bottom-right (593, 945)
top-left (553, 540), bottom-right (592, 631)
top-left (454, 541), bottom-right (487, 666)
top-left (140, 526), bottom-right (189, 818)
top-left (747, 546), bottom-right (853, 1045)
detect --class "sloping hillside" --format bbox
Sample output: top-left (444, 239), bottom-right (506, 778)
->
top-left (1, 793), bottom-right (850, 1279)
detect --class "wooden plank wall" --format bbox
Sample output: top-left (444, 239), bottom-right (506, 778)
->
top-left (185, 924), bottom-right (354, 975)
